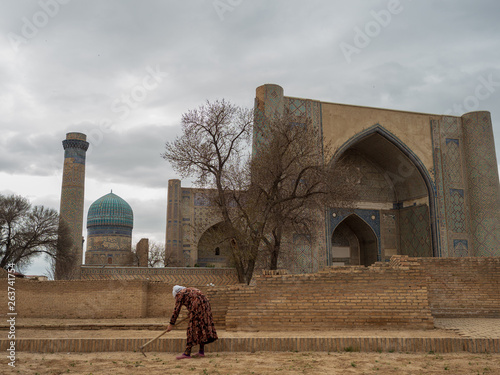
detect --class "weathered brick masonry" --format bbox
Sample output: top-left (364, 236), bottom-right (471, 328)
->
top-left (15, 280), bottom-right (148, 319)
top-left (5, 257), bottom-right (500, 327)
top-left (222, 258), bottom-right (434, 331)
top-left (416, 257), bottom-right (500, 318)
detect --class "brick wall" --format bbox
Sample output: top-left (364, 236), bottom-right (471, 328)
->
top-left (5, 257), bottom-right (500, 325)
top-left (417, 257), bottom-right (500, 318)
top-left (13, 280), bottom-right (148, 318)
top-left (223, 260), bottom-right (434, 331)
top-left (12, 279), bottom-right (217, 320)
top-left (80, 266), bottom-right (238, 284)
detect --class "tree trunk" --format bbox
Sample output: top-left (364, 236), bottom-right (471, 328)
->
top-left (229, 238), bottom-right (246, 283)
top-left (269, 225), bottom-right (282, 270)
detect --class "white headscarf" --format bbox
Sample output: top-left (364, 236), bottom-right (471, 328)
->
top-left (172, 285), bottom-right (186, 298)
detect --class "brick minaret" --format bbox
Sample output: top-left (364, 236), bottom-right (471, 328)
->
top-left (57, 132), bottom-right (89, 279)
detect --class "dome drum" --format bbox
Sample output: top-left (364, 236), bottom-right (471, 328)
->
top-left (85, 192), bottom-right (134, 266)
top-left (87, 225), bottom-right (132, 237)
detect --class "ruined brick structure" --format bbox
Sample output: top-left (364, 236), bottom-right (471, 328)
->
top-left (9, 257), bottom-right (500, 329)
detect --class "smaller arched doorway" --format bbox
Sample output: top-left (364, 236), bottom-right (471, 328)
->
top-left (196, 222), bottom-right (232, 267)
top-left (331, 215), bottom-right (378, 266)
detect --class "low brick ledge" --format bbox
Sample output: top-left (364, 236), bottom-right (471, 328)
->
top-left (0, 324), bottom-right (166, 330)
top-left (1, 337), bottom-right (499, 353)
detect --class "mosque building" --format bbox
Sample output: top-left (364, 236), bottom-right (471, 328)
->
top-left (84, 191), bottom-right (134, 266)
top-left (166, 84), bottom-right (500, 273)
top-left (57, 83), bottom-right (500, 280)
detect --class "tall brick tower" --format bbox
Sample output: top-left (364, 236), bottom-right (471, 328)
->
top-left (57, 132), bottom-right (89, 279)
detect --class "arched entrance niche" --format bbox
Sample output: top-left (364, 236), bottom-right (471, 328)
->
top-left (328, 125), bottom-right (437, 264)
top-left (331, 214), bottom-right (378, 266)
top-left (196, 221), bottom-right (232, 267)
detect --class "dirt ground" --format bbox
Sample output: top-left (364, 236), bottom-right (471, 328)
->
top-left (8, 351), bottom-right (500, 375)
top-left (16, 327), bottom-right (460, 339)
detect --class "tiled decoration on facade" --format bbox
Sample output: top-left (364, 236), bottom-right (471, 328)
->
top-left (431, 116), bottom-right (472, 258)
top-left (284, 97), bottom-right (322, 134)
top-left (444, 139), bottom-right (462, 185)
top-left (292, 234), bottom-right (313, 274)
top-left (253, 85), bottom-right (284, 152)
top-left (449, 189), bottom-right (466, 233)
top-left (453, 239), bottom-right (469, 257)
top-left (282, 97), bottom-right (323, 270)
top-left (399, 205), bottom-right (432, 258)
top-left (462, 113), bottom-right (500, 257)
top-left (430, 120), bottom-right (448, 257)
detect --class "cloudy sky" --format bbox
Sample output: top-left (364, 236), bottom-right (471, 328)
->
top-left (1, 0), bottom-right (499, 275)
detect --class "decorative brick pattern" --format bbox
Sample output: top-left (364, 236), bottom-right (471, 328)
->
top-left (81, 266), bottom-right (238, 284)
top-left (444, 138), bottom-right (462, 184)
top-left (449, 189), bottom-right (466, 233)
top-left (462, 112), bottom-right (500, 256)
top-left (399, 205), bottom-right (432, 257)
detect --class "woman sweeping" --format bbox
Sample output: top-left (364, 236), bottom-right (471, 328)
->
top-left (167, 285), bottom-right (218, 360)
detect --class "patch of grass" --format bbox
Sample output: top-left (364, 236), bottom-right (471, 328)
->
top-left (351, 362), bottom-right (357, 368)
top-left (344, 346), bottom-right (359, 352)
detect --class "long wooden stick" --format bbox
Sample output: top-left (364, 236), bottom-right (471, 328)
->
top-left (139, 316), bottom-right (189, 356)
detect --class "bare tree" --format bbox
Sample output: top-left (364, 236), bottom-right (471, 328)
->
top-left (129, 240), bottom-right (183, 268)
top-left (147, 241), bottom-right (165, 267)
top-left (53, 219), bottom-right (78, 279)
top-left (162, 101), bottom-right (356, 282)
top-left (249, 111), bottom-right (356, 269)
top-left (162, 100), bottom-right (256, 283)
top-left (0, 194), bottom-right (74, 275)
top-left (163, 242), bottom-right (183, 267)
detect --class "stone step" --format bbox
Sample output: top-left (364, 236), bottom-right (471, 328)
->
top-left (2, 337), bottom-right (499, 353)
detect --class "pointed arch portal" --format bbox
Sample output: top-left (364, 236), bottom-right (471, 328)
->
top-left (196, 221), bottom-right (232, 267)
top-left (328, 125), bottom-right (437, 265)
top-left (331, 214), bottom-right (378, 266)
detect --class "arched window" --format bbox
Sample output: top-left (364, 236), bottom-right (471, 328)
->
top-left (215, 247), bottom-right (220, 256)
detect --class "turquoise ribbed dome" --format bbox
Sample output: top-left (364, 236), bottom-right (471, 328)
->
top-left (87, 192), bottom-right (133, 228)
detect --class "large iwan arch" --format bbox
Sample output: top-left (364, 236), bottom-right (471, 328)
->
top-left (327, 125), bottom-right (436, 265)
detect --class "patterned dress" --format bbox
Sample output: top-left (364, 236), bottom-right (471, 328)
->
top-left (169, 288), bottom-right (218, 347)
